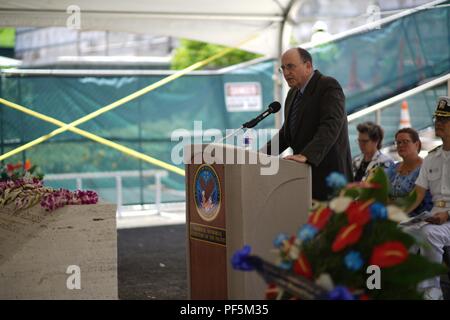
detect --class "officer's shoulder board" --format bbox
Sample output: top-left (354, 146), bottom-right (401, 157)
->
top-left (428, 145), bottom-right (442, 154)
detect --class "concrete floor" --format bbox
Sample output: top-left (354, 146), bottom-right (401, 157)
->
top-left (118, 224), bottom-right (187, 300)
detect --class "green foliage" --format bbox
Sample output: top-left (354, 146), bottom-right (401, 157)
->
top-left (0, 161), bottom-right (43, 181)
top-left (360, 168), bottom-right (389, 203)
top-left (343, 167), bottom-right (389, 204)
top-left (394, 188), bottom-right (417, 211)
top-left (0, 28), bottom-right (15, 48)
top-left (171, 39), bottom-right (261, 70)
top-left (343, 167), bottom-right (416, 212)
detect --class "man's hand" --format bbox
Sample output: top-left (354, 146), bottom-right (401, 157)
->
top-left (284, 154), bottom-right (308, 163)
top-left (425, 212), bottom-right (449, 225)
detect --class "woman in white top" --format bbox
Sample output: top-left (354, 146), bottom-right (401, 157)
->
top-left (352, 121), bottom-right (394, 181)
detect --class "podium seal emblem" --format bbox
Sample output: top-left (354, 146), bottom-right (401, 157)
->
top-left (194, 165), bottom-right (221, 222)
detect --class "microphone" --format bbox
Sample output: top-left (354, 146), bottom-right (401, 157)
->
top-left (242, 101), bottom-right (281, 129)
top-left (216, 101), bottom-right (281, 145)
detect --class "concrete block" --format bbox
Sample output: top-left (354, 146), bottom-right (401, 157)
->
top-left (0, 203), bottom-right (117, 299)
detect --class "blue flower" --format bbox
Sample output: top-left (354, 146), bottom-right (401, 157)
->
top-left (297, 224), bottom-right (318, 242)
top-left (344, 250), bottom-right (364, 271)
top-left (279, 260), bottom-right (293, 270)
top-left (231, 245), bottom-right (254, 271)
top-left (370, 202), bottom-right (387, 220)
top-left (326, 172), bottom-right (348, 190)
top-left (273, 233), bottom-right (289, 249)
top-left (327, 286), bottom-right (355, 300)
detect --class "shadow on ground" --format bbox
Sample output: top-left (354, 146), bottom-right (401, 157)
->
top-left (118, 224), bottom-right (187, 300)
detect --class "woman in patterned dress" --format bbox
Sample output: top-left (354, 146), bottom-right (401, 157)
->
top-left (386, 128), bottom-right (433, 217)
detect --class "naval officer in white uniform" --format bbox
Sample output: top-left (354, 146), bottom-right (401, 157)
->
top-left (407, 96), bottom-right (450, 300)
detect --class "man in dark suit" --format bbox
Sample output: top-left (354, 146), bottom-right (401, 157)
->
top-left (264, 47), bottom-right (353, 201)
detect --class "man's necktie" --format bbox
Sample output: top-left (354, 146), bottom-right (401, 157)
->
top-left (289, 90), bottom-right (303, 139)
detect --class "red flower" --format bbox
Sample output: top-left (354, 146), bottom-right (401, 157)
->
top-left (370, 241), bottom-right (409, 268)
top-left (24, 160), bottom-right (32, 171)
top-left (289, 235), bottom-right (296, 245)
top-left (346, 201), bottom-right (371, 226)
top-left (293, 253), bottom-right (313, 279)
top-left (265, 283), bottom-right (279, 300)
top-left (7, 162), bottom-right (22, 172)
top-left (308, 207), bottom-right (332, 230)
top-left (332, 223), bottom-right (363, 252)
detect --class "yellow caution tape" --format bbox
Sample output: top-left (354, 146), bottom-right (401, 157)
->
top-left (0, 97), bottom-right (185, 176)
top-left (0, 33), bottom-right (258, 163)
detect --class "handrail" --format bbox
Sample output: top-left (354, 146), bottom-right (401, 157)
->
top-left (347, 73), bottom-right (450, 123)
top-left (45, 169), bottom-right (168, 180)
top-left (0, 57), bottom-right (273, 77)
top-left (44, 169), bottom-right (168, 216)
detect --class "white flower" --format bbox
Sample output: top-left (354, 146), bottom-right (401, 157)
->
top-left (329, 196), bottom-right (353, 213)
top-left (288, 244), bottom-right (300, 260)
top-left (315, 273), bottom-right (335, 291)
top-left (387, 205), bottom-right (409, 223)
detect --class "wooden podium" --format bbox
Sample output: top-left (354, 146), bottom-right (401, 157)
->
top-left (185, 144), bottom-right (311, 299)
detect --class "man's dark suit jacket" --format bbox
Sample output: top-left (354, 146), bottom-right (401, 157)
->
top-left (266, 70), bottom-right (353, 200)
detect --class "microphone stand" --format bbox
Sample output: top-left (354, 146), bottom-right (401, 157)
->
top-left (210, 102), bottom-right (280, 146)
top-left (216, 125), bottom-right (244, 145)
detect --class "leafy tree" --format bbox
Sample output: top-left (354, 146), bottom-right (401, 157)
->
top-left (0, 28), bottom-right (15, 48)
top-left (171, 39), bottom-right (261, 70)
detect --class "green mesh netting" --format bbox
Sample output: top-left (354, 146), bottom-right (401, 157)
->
top-left (0, 61), bottom-right (276, 204)
top-left (309, 1), bottom-right (449, 113)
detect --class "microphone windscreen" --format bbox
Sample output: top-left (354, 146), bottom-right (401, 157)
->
top-left (268, 101), bottom-right (281, 113)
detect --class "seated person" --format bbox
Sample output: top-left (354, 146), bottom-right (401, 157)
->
top-left (386, 128), bottom-right (432, 216)
top-left (352, 121), bottom-right (394, 181)
top-left (405, 96), bottom-right (450, 300)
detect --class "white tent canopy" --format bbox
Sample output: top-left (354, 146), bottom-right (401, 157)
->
top-left (0, 0), bottom-right (300, 58)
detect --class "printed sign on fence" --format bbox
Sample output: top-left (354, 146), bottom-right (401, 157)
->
top-left (224, 82), bottom-right (262, 112)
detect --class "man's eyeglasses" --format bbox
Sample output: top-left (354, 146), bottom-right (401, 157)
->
top-left (433, 116), bottom-right (450, 123)
top-left (357, 139), bottom-right (371, 144)
top-left (394, 139), bottom-right (413, 146)
top-left (278, 63), bottom-right (297, 73)
top-left (278, 60), bottom-right (307, 74)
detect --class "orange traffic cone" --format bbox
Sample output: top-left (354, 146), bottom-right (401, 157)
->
top-left (399, 100), bottom-right (411, 129)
